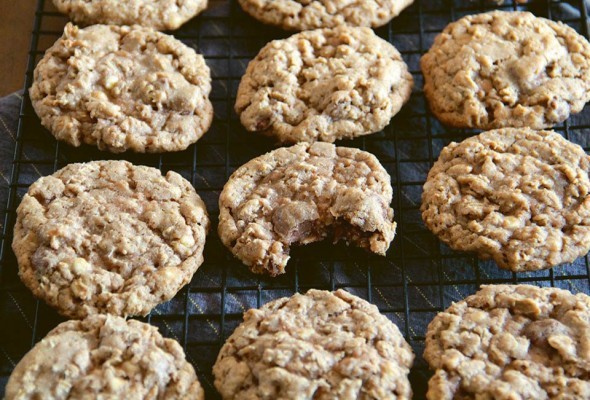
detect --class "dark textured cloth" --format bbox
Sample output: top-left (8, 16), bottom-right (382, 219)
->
top-left (0, 92), bottom-right (21, 207)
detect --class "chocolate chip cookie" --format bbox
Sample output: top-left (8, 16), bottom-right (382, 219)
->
top-left (218, 142), bottom-right (396, 276)
top-left (421, 11), bottom-right (590, 129)
top-left (5, 315), bottom-right (204, 399)
top-left (30, 23), bottom-right (213, 153)
top-left (421, 128), bottom-right (590, 272)
top-left (425, 285), bottom-right (590, 399)
top-left (236, 26), bottom-right (413, 144)
top-left (13, 160), bottom-right (210, 319)
top-left (52, 0), bottom-right (207, 31)
top-left (237, 0), bottom-right (414, 31)
top-left (214, 289), bottom-right (414, 399)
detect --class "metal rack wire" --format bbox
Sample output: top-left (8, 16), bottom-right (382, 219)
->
top-left (1, 0), bottom-right (590, 398)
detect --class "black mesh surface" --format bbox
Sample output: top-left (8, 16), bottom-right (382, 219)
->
top-left (1, 0), bottom-right (590, 398)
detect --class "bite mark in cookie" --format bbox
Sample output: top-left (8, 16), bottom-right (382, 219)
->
top-left (218, 142), bottom-right (396, 276)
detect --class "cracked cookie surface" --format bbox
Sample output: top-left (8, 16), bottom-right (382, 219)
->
top-left (424, 285), bottom-right (590, 399)
top-left (421, 128), bottom-right (590, 272)
top-left (235, 26), bottom-right (413, 144)
top-left (421, 11), bottom-right (590, 129)
top-left (5, 315), bottom-right (204, 400)
top-left (213, 289), bottom-right (414, 400)
top-left (12, 160), bottom-right (210, 319)
top-left (52, 0), bottom-right (207, 31)
top-left (218, 142), bottom-right (396, 276)
top-left (237, 0), bottom-right (414, 30)
top-left (30, 23), bottom-right (213, 153)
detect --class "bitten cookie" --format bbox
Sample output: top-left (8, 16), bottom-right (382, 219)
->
top-left (237, 0), bottom-right (414, 31)
top-left (52, 0), bottom-right (207, 31)
top-left (421, 128), bottom-right (590, 272)
top-left (235, 26), bottom-right (413, 144)
top-left (30, 23), bottom-right (213, 153)
top-left (213, 289), bottom-right (414, 399)
top-left (424, 285), bottom-right (590, 399)
top-left (12, 160), bottom-right (210, 319)
top-left (5, 315), bottom-right (204, 400)
top-left (218, 142), bottom-right (396, 276)
top-left (421, 11), bottom-right (590, 129)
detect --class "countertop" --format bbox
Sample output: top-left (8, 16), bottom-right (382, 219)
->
top-left (0, 1), bottom-right (66, 96)
top-left (0, 1), bottom-right (36, 95)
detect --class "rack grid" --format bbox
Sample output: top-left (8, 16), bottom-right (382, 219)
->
top-left (1, 0), bottom-right (590, 398)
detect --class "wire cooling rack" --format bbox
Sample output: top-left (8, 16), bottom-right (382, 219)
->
top-left (1, 0), bottom-right (590, 398)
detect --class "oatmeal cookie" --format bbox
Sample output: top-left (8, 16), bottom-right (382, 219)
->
top-left (12, 160), bottom-right (210, 319)
top-left (421, 128), bottom-right (590, 272)
top-left (218, 142), bottom-right (396, 276)
top-left (5, 315), bottom-right (204, 400)
top-left (237, 0), bottom-right (414, 31)
top-left (235, 26), bottom-right (413, 144)
top-left (213, 289), bottom-right (414, 399)
top-left (421, 11), bottom-right (590, 129)
top-left (52, 0), bottom-right (207, 31)
top-left (424, 285), bottom-right (590, 399)
top-left (30, 23), bottom-right (213, 153)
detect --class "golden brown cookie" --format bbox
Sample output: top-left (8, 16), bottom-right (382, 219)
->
top-left (52, 0), bottom-right (207, 31)
top-left (421, 11), bottom-right (590, 129)
top-left (214, 289), bottom-right (414, 399)
top-left (218, 142), bottom-right (396, 276)
top-left (30, 24), bottom-right (213, 153)
top-left (236, 26), bottom-right (413, 144)
top-left (237, 0), bottom-right (414, 31)
top-left (424, 285), bottom-right (590, 399)
top-left (421, 128), bottom-right (590, 272)
top-left (13, 160), bottom-right (210, 319)
top-left (5, 315), bottom-right (204, 400)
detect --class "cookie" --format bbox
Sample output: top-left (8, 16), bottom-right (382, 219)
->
top-left (5, 315), bottom-right (204, 400)
top-left (424, 285), bottom-right (590, 399)
top-left (218, 142), bottom-right (396, 276)
top-left (213, 289), bottom-right (414, 399)
top-left (421, 11), bottom-right (590, 130)
top-left (30, 23), bottom-right (213, 153)
top-left (421, 128), bottom-right (590, 272)
top-left (235, 26), bottom-right (413, 144)
top-left (52, 0), bottom-right (207, 31)
top-left (237, 0), bottom-right (414, 31)
top-left (12, 160), bottom-right (210, 319)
